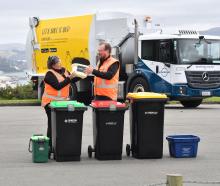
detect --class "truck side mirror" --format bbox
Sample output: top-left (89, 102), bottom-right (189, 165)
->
top-left (164, 63), bottom-right (171, 68)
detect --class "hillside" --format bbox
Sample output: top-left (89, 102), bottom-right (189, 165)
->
top-left (0, 43), bottom-right (26, 73)
top-left (200, 27), bottom-right (220, 36)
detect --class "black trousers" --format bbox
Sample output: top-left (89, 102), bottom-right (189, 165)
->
top-left (44, 104), bottom-right (52, 149)
top-left (94, 95), bottom-right (112, 100)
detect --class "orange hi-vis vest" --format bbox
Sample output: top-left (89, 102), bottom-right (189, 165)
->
top-left (41, 69), bottom-right (70, 107)
top-left (94, 56), bottom-right (119, 100)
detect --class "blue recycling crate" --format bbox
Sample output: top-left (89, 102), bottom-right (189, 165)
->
top-left (166, 135), bottom-right (200, 158)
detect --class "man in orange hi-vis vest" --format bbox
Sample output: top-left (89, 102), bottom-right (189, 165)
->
top-left (84, 42), bottom-right (120, 101)
top-left (42, 56), bottom-right (79, 157)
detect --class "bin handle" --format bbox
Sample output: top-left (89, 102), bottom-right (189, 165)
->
top-left (109, 103), bottom-right (117, 111)
top-left (33, 134), bottom-right (44, 136)
top-left (67, 104), bottom-right (75, 111)
top-left (28, 139), bottom-right (32, 153)
top-left (37, 139), bottom-right (45, 144)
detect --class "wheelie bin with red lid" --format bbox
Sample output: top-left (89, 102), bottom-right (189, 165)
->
top-left (88, 100), bottom-right (128, 160)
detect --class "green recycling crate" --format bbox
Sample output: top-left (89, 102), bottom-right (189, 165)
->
top-left (28, 135), bottom-right (49, 163)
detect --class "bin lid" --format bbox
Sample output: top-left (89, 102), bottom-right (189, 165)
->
top-left (166, 135), bottom-right (200, 142)
top-left (91, 100), bottom-right (126, 108)
top-left (31, 135), bottom-right (49, 141)
top-left (127, 92), bottom-right (167, 99)
top-left (50, 100), bottom-right (86, 108)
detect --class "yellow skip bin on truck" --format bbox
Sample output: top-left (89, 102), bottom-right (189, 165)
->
top-left (33, 15), bottom-right (94, 74)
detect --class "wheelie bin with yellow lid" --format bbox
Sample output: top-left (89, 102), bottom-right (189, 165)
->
top-left (126, 92), bottom-right (167, 159)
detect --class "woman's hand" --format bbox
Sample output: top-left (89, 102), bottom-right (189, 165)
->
top-left (69, 71), bottom-right (77, 79)
top-left (84, 66), bottom-right (94, 75)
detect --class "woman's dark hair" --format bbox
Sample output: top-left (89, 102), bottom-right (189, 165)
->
top-left (47, 56), bottom-right (60, 69)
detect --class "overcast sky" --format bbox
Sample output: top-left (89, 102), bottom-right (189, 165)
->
top-left (0, 0), bottom-right (219, 44)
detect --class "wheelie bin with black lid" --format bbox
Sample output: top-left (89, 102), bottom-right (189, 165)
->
top-left (50, 100), bottom-right (87, 162)
top-left (126, 92), bottom-right (167, 159)
top-left (88, 100), bottom-right (128, 160)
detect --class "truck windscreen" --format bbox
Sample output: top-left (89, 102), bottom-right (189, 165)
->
top-left (177, 39), bottom-right (220, 64)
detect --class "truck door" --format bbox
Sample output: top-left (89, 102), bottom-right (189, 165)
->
top-left (141, 39), bottom-right (174, 93)
top-left (156, 40), bottom-right (173, 83)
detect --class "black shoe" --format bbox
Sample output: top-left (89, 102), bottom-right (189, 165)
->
top-left (48, 151), bottom-right (51, 159)
top-left (48, 146), bottom-right (53, 159)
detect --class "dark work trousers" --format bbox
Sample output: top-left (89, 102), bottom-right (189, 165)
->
top-left (44, 104), bottom-right (52, 150)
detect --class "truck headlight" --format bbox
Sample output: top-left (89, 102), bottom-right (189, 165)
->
top-left (179, 86), bottom-right (186, 95)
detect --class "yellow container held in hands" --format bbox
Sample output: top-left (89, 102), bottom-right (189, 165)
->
top-left (127, 92), bottom-right (167, 100)
top-left (71, 63), bottom-right (88, 79)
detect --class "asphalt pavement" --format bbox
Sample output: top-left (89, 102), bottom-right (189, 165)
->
top-left (0, 104), bottom-right (220, 186)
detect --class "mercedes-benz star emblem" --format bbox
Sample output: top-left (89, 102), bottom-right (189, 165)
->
top-left (202, 72), bottom-right (209, 81)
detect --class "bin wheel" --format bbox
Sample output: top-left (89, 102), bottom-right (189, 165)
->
top-left (88, 145), bottom-right (93, 158)
top-left (126, 144), bottom-right (131, 156)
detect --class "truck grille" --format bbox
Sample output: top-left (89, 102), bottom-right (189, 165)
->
top-left (185, 71), bottom-right (220, 89)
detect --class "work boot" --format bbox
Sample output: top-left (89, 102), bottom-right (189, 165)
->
top-left (48, 146), bottom-right (53, 159)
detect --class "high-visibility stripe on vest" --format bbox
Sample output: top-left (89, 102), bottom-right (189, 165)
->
top-left (94, 56), bottom-right (119, 100)
top-left (41, 69), bottom-right (70, 107)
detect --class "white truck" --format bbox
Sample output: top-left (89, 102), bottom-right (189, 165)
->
top-left (26, 12), bottom-right (220, 107)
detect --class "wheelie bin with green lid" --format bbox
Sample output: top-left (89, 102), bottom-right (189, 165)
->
top-left (50, 100), bottom-right (87, 162)
top-left (88, 100), bottom-right (128, 160)
top-left (126, 92), bottom-right (167, 159)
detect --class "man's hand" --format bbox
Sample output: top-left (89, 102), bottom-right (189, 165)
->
top-left (84, 66), bottom-right (94, 75)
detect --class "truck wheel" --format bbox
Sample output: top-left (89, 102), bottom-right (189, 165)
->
top-left (180, 99), bottom-right (203, 108)
top-left (129, 77), bottom-right (150, 93)
top-left (69, 83), bottom-right (77, 100)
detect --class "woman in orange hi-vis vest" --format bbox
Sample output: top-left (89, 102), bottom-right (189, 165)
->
top-left (42, 56), bottom-right (79, 157)
top-left (84, 42), bottom-right (120, 100)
